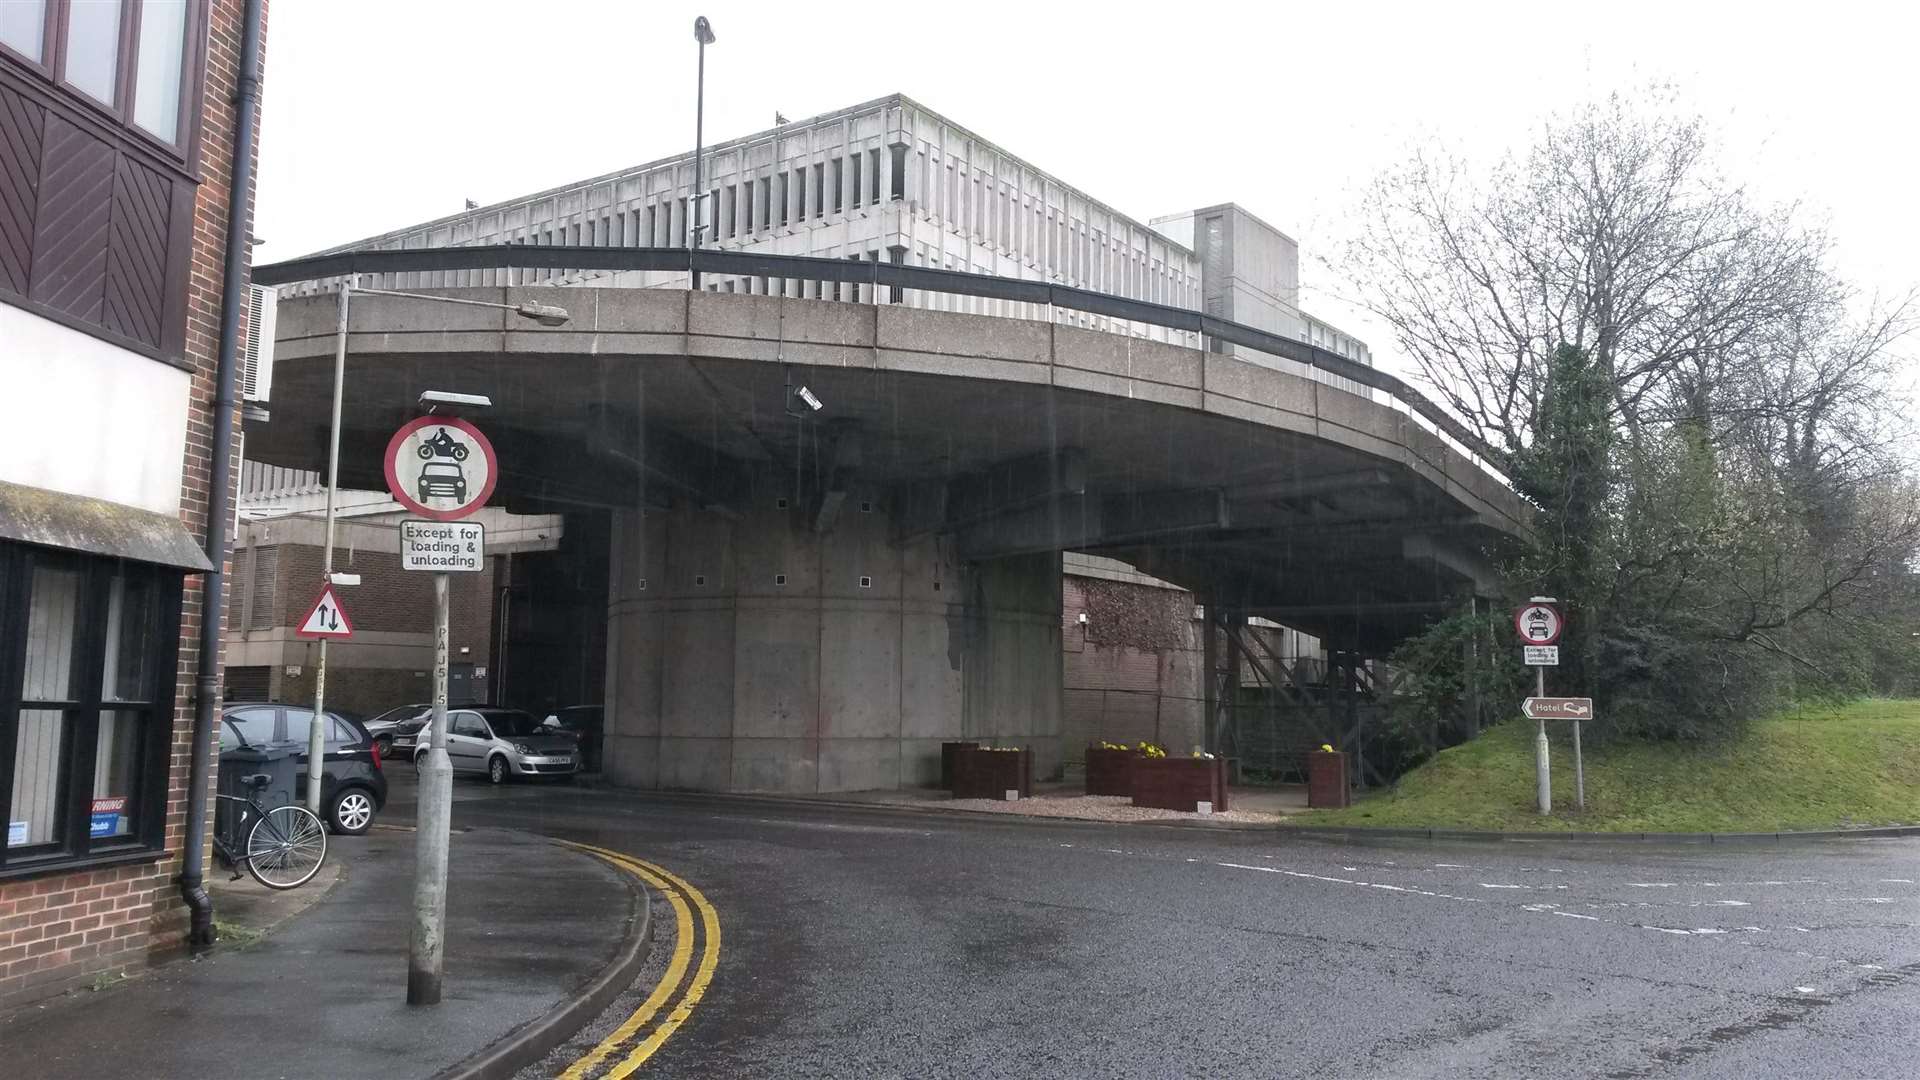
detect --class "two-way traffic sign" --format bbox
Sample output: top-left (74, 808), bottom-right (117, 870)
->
top-left (1522, 697), bottom-right (1593, 721)
top-left (296, 584), bottom-right (355, 639)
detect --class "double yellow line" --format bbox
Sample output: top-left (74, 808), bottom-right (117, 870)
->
top-left (558, 843), bottom-right (722, 1079)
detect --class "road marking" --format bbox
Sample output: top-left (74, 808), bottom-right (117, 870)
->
top-left (556, 844), bottom-right (721, 1080)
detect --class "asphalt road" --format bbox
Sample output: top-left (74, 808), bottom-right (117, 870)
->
top-left (393, 776), bottom-right (1920, 1078)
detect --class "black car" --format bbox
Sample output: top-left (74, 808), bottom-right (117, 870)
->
top-left (544, 705), bottom-right (604, 772)
top-left (220, 703), bottom-right (388, 835)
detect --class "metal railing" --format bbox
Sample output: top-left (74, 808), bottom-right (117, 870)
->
top-left (253, 244), bottom-right (1505, 471)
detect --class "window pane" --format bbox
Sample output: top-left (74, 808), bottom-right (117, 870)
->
top-left (284, 708), bottom-right (314, 748)
top-left (102, 569), bottom-right (156, 702)
top-left (132, 0), bottom-right (187, 142)
top-left (91, 711), bottom-right (142, 840)
top-left (8, 709), bottom-right (67, 848)
top-left (64, 0), bottom-right (123, 105)
top-left (0, 0), bottom-right (46, 61)
top-left (24, 563), bottom-right (84, 703)
top-left (225, 707), bottom-right (274, 746)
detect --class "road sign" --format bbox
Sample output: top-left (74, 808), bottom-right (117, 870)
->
top-left (296, 584), bottom-right (355, 639)
top-left (401, 520), bottom-right (486, 573)
top-left (384, 416), bottom-right (498, 521)
top-left (1523, 645), bottom-right (1559, 666)
top-left (1523, 697), bottom-right (1594, 721)
top-left (1514, 602), bottom-right (1564, 645)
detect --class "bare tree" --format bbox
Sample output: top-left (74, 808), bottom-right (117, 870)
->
top-left (1347, 91), bottom-right (1920, 736)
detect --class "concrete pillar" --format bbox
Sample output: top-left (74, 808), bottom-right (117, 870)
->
top-left (600, 470), bottom-right (1063, 793)
top-left (878, 144), bottom-right (895, 209)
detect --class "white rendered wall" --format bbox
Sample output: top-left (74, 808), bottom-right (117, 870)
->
top-left (0, 304), bottom-right (190, 516)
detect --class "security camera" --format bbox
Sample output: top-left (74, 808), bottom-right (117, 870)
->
top-left (796, 385), bottom-right (823, 411)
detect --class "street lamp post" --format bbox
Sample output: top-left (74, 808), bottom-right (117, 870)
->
top-left (690, 15), bottom-right (715, 290)
top-left (306, 285), bottom-right (569, 818)
top-left (302, 284), bottom-right (567, 1008)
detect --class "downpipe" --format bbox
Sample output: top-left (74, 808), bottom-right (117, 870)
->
top-left (181, 0), bottom-right (266, 952)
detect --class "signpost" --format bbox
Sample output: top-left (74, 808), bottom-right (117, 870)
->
top-left (1516, 598), bottom-right (1563, 814)
top-left (387, 410), bottom-right (496, 1007)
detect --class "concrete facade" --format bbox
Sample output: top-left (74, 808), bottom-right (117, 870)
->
top-left (282, 95), bottom-right (1368, 390)
top-left (248, 284), bottom-right (1523, 794)
top-left (604, 479), bottom-right (1062, 793)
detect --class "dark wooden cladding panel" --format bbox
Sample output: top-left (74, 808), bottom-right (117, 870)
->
top-left (28, 115), bottom-right (114, 322)
top-left (105, 154), bottom-right (170, 347)
top-left (0, 83), bottom-right (41, 297)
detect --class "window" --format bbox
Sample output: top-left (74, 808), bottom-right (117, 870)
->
top-left (889, 144), bottom-right (906, 201)
top-left (848, 153), bottom-right (862, 211)
top-left (869, 147), bottom-right (881, 204)
top-left (63, 0), bottom-right (121, 105)
top-left (132, 0), bottom-right (188, 141)
top-left (0, 0), bottom-right (48, 62)
top-left (451, 713), bottom-right (487, 739)
top-left (2, 547), bottom-right (179, 874)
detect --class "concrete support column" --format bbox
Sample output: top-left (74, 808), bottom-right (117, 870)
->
top-left (878, 144), bottom-right (895, 210)
top-left (600, 470), bottom-right (1063, 794)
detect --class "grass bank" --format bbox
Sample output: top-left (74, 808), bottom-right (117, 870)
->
top-left (1294, 698), bottom-right (1920, 833)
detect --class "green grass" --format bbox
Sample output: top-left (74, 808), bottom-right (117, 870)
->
top-left (1294, 698), bottom-right (1920, 833)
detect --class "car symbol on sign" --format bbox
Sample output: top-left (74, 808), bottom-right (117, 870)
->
top-left (417, 461), bottom-right (467, 503)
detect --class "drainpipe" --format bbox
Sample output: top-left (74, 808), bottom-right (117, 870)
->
top-left (182, 0), bottom-right (267, 952)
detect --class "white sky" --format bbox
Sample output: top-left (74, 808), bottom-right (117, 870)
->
top-left (254, 0), bottom-right (1918, 379)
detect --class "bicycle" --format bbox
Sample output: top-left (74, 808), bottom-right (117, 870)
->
top-left (212, 774), bottom-right (329, 890)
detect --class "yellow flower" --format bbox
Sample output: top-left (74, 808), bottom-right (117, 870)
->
top-left (1320, 743), bottom-right (1335, 753)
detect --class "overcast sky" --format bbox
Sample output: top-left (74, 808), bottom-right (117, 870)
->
top-left (254, 0), bottom-right (1917, 378)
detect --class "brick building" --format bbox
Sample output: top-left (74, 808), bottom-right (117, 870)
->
top-left (0, 0), bottom-right (265, 1008)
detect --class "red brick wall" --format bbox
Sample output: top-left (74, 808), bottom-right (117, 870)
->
top-left (0, 0), bottom-right (267, 1011)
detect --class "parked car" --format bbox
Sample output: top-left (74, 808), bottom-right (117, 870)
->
top-left (411, 707), bottom-right (577, 784)
top-left (220, 703), bottom-right (388, 835)
top-left (363, 703), bottom-right (432, 756)
top-left (543, 705), bottom-right (604, 772)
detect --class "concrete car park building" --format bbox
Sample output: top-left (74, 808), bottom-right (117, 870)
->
top-left (0, 0), bottom-right (264, 1006)
top-left (248, 95), bottom-right (1520, 796)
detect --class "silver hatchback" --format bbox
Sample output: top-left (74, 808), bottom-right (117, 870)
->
top-left (410, 707), bottom-right (578, 784)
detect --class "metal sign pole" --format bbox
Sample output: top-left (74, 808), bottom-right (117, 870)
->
top-left (410, 571), bottom-right (453, 1005)
top-left (1534, 663), bottom-right (1550, 815)
top-left (1573, 719), bottom-right (1586, 810)
top-left (308, 283), bottom-right (351, 813)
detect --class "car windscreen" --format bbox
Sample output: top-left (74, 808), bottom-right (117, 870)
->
top-left (483, 711), bottom-right (544, 737)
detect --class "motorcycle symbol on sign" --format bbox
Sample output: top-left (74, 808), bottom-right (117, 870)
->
top-left (416, 428), bottom-right (471, 461)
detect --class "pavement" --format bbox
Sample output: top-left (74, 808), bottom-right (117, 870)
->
top-left (0, 822), bottom-right (641, 1080)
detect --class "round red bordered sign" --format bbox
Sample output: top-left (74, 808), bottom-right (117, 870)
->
top-left (383, 416), bottom-right (498, 521)
top-left (1514, 602), bottom-right (1564, 646)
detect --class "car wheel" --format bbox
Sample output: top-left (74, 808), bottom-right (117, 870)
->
top-left (374, 735), bottom-right (393, 757)
top-left (488, 755), bottom-right (509, 785)
top-left (330, 787), bottom-right (376, 835)
top-left (414, 753), bottom-right (426, 776)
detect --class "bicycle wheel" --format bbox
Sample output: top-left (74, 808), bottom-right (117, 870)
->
top-left (245, 805), bottom-right (328, 890)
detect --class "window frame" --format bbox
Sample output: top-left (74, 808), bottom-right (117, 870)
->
top-left (0, 0), bottom-right (210, 171)
top-left (0, 543), bottom-right (181, 878)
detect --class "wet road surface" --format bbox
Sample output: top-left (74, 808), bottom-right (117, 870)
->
top-left (394, 776), bottom-right (1920, 1078)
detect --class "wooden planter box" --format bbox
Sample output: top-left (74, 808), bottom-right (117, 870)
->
top-left (950, 747), bottom-right (1033, 800)
top-left (1084, 747), bottom-right (1137, 796)
top-left (1307, 751), bottom-right (1350, 808)
top-left (1131, 757), bottom-right (1229, 813)
top-left (941, 741), bottom-right (984, 790)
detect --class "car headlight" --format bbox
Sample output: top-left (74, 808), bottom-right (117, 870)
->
top-left (513, 742), bottom-right (534, 754)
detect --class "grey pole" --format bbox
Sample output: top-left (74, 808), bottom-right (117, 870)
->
top-left (1573, 719), bottom-right (1586, 810)
top-left (1534, 664), bottom-right (1550, 815)
top-left (690, 16), bottom-right (714, 290)
top-left (308, 282), bottom-right (351, 814)
top-left (409, 571), bottom-right (454, 1005)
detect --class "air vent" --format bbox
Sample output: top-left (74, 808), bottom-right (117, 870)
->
top-left (241, 284), bottom-right (278, 403)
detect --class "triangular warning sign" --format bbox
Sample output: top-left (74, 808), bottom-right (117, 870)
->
top-left (296, 584), bottom-right (355, 639)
